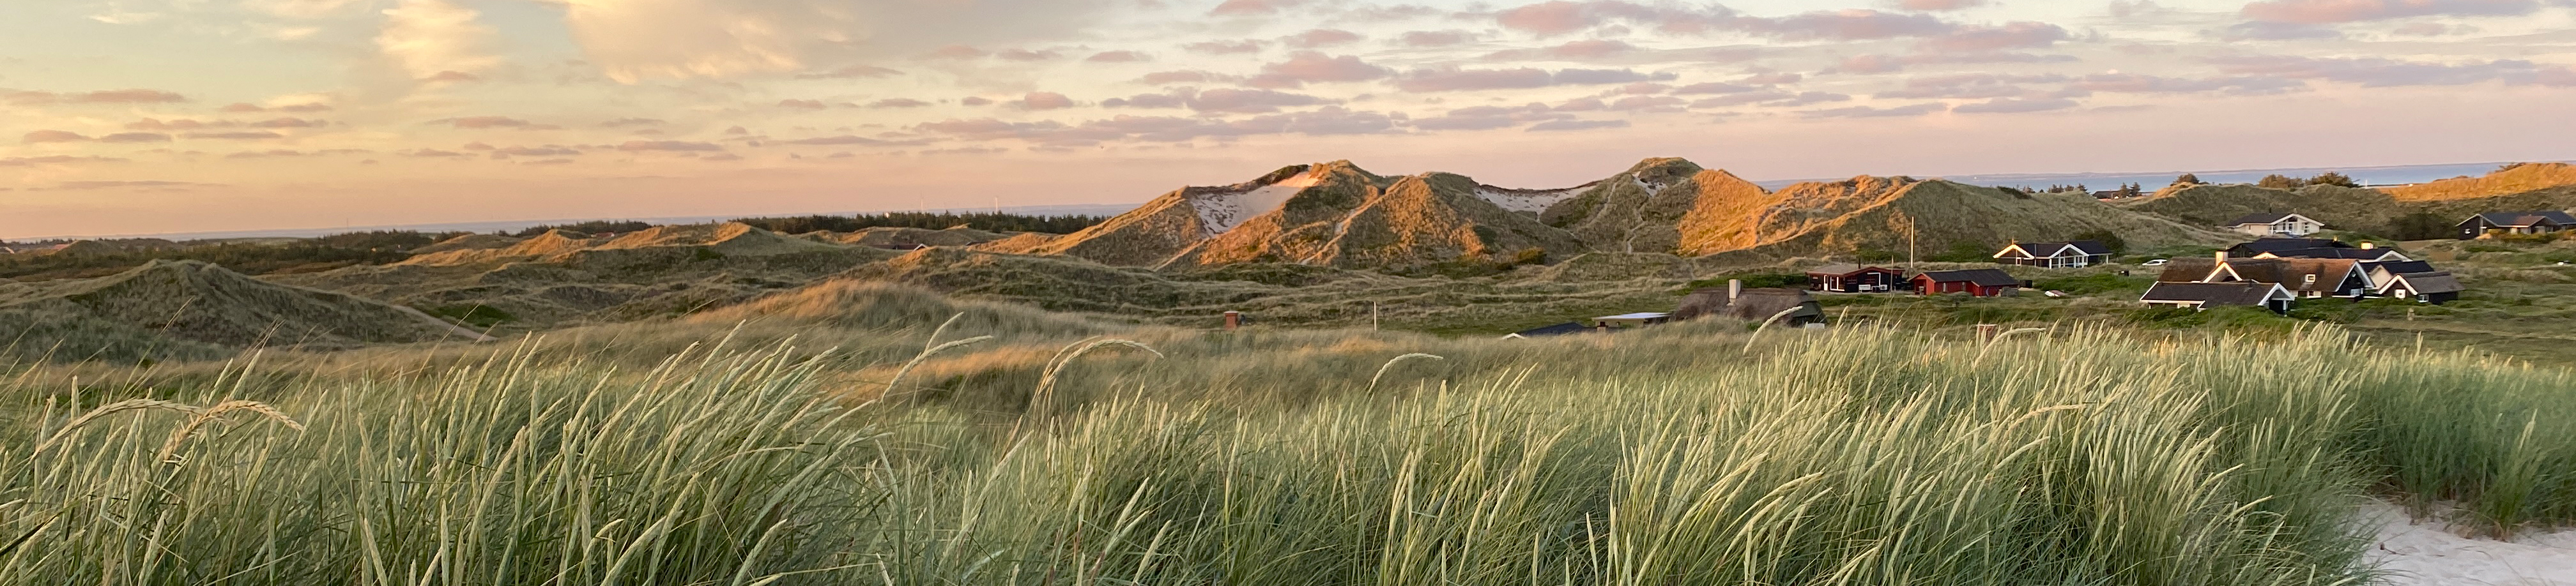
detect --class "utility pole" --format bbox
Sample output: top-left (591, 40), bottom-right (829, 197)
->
top-left (1906, 214), bottom-right (1919, 271)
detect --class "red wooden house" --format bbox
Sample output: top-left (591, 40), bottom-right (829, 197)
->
top-left (1913, 269), bottom-right (2021, 297)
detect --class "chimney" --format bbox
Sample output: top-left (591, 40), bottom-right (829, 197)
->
top-left (2216, 250), bottom-right (2228, 264)
top-left (1728, 279), bottom-right (1743, 303)
top-left (1223, 311), bottom-right (1241, 331)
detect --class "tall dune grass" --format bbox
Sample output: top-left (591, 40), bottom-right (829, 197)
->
top-left (2, 317), bottom-right (2572, 584)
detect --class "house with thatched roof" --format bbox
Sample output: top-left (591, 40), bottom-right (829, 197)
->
top-left (2225, 213), bottom-right (2324, 237)
top-left (2140, 282), bottom-right (2295, 313)
top-left (2159, 255), bottom-right (2370, 299)
top-left (2375, 271), bottom-right (2464, 304)
top-left (1993, 240), bottom-right (2113, 268)
top-left (1913, 269), bottom-right (2021, 297)
top-left (1804, 264), bottom-right (1905, 293)
top-left (1674, 280), bottom-right (1823, 325)
top-left (2457, 211), bottom-right (2576, 239)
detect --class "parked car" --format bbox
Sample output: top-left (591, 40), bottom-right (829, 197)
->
top-left (2141, 259), bottom-right (2169, 267)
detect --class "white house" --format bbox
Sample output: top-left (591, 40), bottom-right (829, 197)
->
top-left (1993, 240), bottom-right (2114, 268)
top-left (2225, 213), bottom-right (2325, 237)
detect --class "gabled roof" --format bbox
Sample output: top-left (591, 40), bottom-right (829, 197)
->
top-left (1805, 264), bottom-right (1899, 276)
top-left (2467, 211), bottom-right (2576, 227)
top-left (2226, 212), bottom-right (2308, 226)
top-left (1997, 240), bottom-right (2113, 259)
top-left (2214, 258), bottom-right (2361, 293)
top-left (2361, 260), bottom-right (2435, 276)
top-left (2227, 238), bottom-right (2350, 255)
top-left (2384, 271), bottom-right (2465, 295)
top-left (2260, 247), bottom-right (2402, 260)
top-left (1917, 268), bottom-right (2020, 287)
top-left (2140, 282), bottom-right (2292, 306)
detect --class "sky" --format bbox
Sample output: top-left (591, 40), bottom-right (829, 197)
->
top-left (4, 0), bottom-right (2575, 238)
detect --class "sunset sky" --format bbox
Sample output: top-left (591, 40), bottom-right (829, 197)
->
top-left (4, 0), bottom-right (2575, 238)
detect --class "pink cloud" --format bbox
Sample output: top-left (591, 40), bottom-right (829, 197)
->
top-left (1897, 0), bottom-right (1985, 10)
top-left (1394, 67), bottom-right (1673, 92)
top-left (1800, 103), bottom-right (1948, 117)
top-left (248, 117), bottom-right (326, 128)
top-left (1409, 103), bottom-right (1573, 130)
top-left (1104, 88), bottom-right (1334, 114)
top-left (444, 116), bottom-right (538, 129)
top-left (926, 45), bottom-right (988, 59)
top-left (797, 64), bottom-right (903, 79)
top-left (869, 98), bottom-right (933, 108)
top-left (1921, 22), bottom-right (2067, 53)
top-left (1140, 70), bottom-right (1230, 85)
top-left (1527, 119), bottom-right (1629, 131)
top-left (1184, 40), bottom-right (1266, 54)
top-left (99, 132), bottom-right (172, 143)
top-left (1951, 96), bottom-right (2081, 113)
top-left (779, 99), bottom-right (829, 110)
top-left (2242, 0), bottom-right (2537, 24)
top-left (222, 103), bottom-right (267, 112)
top-left (1286, 29), bottom-right (1363, 48)
top-left (1402, 31), bottom-right (1475, 47)
top-left (2212, 55), bottom-right (2572, 86)
top-left (1018, 92), bottom-right (1075, 110)
top-left (1248, 52), bottom-right (1393, 89)
top-left (186, 131), bottom-right (285, 140)
top-left (1211, 0), bottom-right (1308, 15)
top-left (1087, 50), bottom-right (1151, 63)
top-left (997, 49), bottom-right (1061, 61)
top-left (23, 130), bottom-right (89, 143)
top-left (0, 155), bottom-right (127, 167)
top-left (1748, 10), bottom-right (1955, 40)
top-left (617, 140), bottom-right (724, 151)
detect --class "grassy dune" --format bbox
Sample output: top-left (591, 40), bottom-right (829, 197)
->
top-left (3, 287), bottom-right (2573, 584)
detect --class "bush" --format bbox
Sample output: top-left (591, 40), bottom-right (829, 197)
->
top-left (2308, 172), bottom-right (2361, 188)
top-left (2257, 174), bottom-right (2306, 189)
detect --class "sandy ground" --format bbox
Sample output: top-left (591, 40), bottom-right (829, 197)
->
top-left (2365, 500), bottom-right (2576, 585)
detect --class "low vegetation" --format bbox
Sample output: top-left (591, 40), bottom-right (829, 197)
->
top-left (4, 290), bottom-right (2572, 583)
top-left (731, 211), bottom-right (1110, 235)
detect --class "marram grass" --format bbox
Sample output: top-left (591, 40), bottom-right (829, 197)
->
top-left (1, 322), bottom-right (2571, 585)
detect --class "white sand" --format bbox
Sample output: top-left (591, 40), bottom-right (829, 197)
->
top-left (1473, 184), bottom-right (1590, 214)
top-left (1191, 169), bottom-right (1322, 235)
top-left (2364, 500), bottom-right (2576, 585)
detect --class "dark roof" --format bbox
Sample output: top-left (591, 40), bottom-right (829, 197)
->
top-left (2006, 240), bottom-right (2113, 257)
top-left (2220, 258), bottom-right (2360, 293)
top-left (2361, 260), bottom-right (2435, 275)
top-left (2228, 238), bottom-right (2350, 255)
top-left (1513, 322), bottom-right (1591, 336)
top-left (1918, 268), bottom-right (2020, 287)
top-left (2263, 247), bottom-right (2393, 260)
top-left (2141, 282), bottom-right (2287, 306)
top-left (2227, 212), bottom-right (2300, 225)
top-left (2390, 272), bottom-right (2464, 294)
top-left (2469, 211), bottom-right (2576, 227)
top-left (1805, 264), bottom-right (1898, 276)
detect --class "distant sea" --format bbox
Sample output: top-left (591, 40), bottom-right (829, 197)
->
top-left (17, 160), bottom-right (2568, 242)
top-left (1751, 160), bottom-right (2566, 192)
